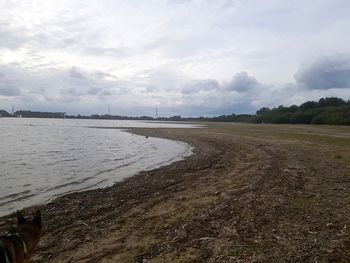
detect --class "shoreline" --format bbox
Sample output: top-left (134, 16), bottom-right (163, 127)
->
top-left (1, 124), bottom-right (349, 262)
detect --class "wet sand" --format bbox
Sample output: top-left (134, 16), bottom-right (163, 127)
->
top-left (1, 123), bottom-right (350, 262)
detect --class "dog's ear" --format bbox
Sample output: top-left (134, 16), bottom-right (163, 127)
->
top-left (17, 211), bottom-right (27, 225)
top-left (33, 209), bottom-right (41, 227)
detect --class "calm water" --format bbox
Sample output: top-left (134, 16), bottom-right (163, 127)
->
top-left (0, 118), bottom-right (194, 216)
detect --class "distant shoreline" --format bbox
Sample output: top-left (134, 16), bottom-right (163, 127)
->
top-left (1, 96), bottom-right (350, 125)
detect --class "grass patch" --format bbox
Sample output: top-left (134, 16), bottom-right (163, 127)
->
top-left (200, 123), bottom-right (350, 147)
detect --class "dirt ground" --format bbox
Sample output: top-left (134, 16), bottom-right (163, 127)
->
top-left (1, 123), bottom-right (349, 262)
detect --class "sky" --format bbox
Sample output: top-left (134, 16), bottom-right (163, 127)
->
top-left (1, 0), bottom-right (350, 117)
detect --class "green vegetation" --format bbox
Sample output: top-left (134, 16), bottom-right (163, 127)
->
top-left (255, 97), bottom-right (350, 125)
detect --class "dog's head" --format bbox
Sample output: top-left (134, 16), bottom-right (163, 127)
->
top-left (16, 210), bottom-right (42, 243)
top-left (17, 210), bottom-right (41, 228)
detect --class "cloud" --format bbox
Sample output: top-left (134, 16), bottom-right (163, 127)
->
top-left (0, 28), bottom-right (26, 50)
top-left (0, 85), bottom-right (21, 96)
top-left (294, 54), bottom-right (350, 90)
top-left (87, 87), bottom-right (103, 95)
top-left (1, 57), bottom-right (349, 117)
top-left (100, 90), bottom-right (112, 96)
top-left (144, 85), bottom-right (159, 93)
top-left (0, 1), bottom-right (350, 116)
top-left (69, 66), bottom-right (85, 79)
top-left (181, 79), bottom-right (220, 94)
top-left (60, 86), bottom-right (84, 96)
top-left (92, 71), bottom-right (118, 80)
top-left (223, 71), bottom-right (260, 92)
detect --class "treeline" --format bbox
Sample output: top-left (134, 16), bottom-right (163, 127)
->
top-left (65, 114), bottom-right (155, 120)
top-left (15, 110), bottom-right (66, 118)
top-left (0, 110), bottom-right (159, 120)
top-left (160, 114), bottom-right (256, 123)
top-left (161, 97), bottom-right (350, 125)
top-left (0, 110), bottom-right (11, 117)
top-left (1, 97), bottom-right (349, 125)
top-left (255, 97), bottom-right (350, 125)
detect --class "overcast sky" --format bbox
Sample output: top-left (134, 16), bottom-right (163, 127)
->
top-left (1, 0), bottom-right (350, 116)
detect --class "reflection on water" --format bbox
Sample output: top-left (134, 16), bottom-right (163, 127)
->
top-left (0, 118), bottom-right (194, 216)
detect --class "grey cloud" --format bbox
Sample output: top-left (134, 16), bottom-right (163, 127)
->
top-left (144, 85), bottom-right (159, 93)
top-left (136, 85), bottom-right (159, 93)
top-left (61, 85), bottom-right (111, 97)
top-left (168, 0), bottom-right (193, 5)
top-left (87, 87), bottom-right (103, 95)
top-left (294, 55), bottom-right (350, 90)
top-left (224, 72), bottom-right (259, 92)
top-left (0, 85), bottom-right (21, 96)
top-left (100, 90), bottom-right (112, 96)
top-left (0, 21), bottom-right (28, 49)
top-left (0, 30), bottom-right (24, 49)
top-left (85, 47), bottom-right (130, 58)
top-left (69, 67), bottom-right (85, 79)
top-left (93, 71), bottom-right (118, 80)
top-left (181, 79), bottom-right (219, 94)
top-left (61, 86), bottom-right (83, 96)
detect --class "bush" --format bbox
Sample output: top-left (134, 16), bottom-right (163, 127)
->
top-left (271, 114), bottom-right (291, 124)
top-left (289, 112), bottom-right (317, 124)
top-left (311, 106), bottom-right (350, 125)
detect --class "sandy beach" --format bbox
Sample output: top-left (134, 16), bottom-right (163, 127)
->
top-left (1, 123), bottom-right (349, 262)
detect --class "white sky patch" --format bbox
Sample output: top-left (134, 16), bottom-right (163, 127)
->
top-left (0, 0), bottom-right (350, 116)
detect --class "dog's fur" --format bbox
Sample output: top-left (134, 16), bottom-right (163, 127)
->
top-left (0, 210), bottom-right (41, 263)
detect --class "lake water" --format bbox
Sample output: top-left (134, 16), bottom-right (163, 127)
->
top-left (0, 118), bottom-right (194, 216)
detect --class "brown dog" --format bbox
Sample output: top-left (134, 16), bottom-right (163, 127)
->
top-left (0, 210), bottom-right (41, 263)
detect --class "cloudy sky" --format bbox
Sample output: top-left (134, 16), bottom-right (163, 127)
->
top-left (1, 0), bottom-right (350, 116)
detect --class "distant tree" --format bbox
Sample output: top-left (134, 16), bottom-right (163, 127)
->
top-left (288, 105), bottom-right (299, 113)
top-left (289, 112), bottom-right (317, 124)
top-left (169, 115), bottom-right (182, 121)
top-left (300, 101), bottom-right (318, 111)
top-left (256, 107), bottom-right (271, 115)
top-left (14, 110), bottom-right (65, 118)
top-left (271, 113), bottom-right (291, 124)
top-left (317, 97), bottom-right (345, 108)
top-left (311, 106), bottom-right (350, 125)
top-left (0, 110), bottom-right (11, 117)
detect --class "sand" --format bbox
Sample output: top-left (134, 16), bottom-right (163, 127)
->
top-left (1, 123), bottom-right (349, 262)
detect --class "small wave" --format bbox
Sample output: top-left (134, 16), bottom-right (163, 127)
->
top-left (50, 179), bottom-right (109, 199)
top-left (46, 150), bottom-right (62, 154)
top-left (45, 176), bottom-right (96, 192)
top-left (0, 190), bottom-right (31, 201)
top-left (93, 159), bottom-right (141, 177)
top-left (47, 158), bottom-right (78, 165)
top-left (95, 168), bottom-right (115, 176)
top-left (100, 157), bottom-right (126, 163)
top-left (0, 191), bottom-right (36, 206)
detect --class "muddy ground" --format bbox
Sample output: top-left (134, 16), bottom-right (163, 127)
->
top-left (1, 123), bottom-right (349, 262)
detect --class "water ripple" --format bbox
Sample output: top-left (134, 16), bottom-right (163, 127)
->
top-left (0, 118), bottom-right (194, 216)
